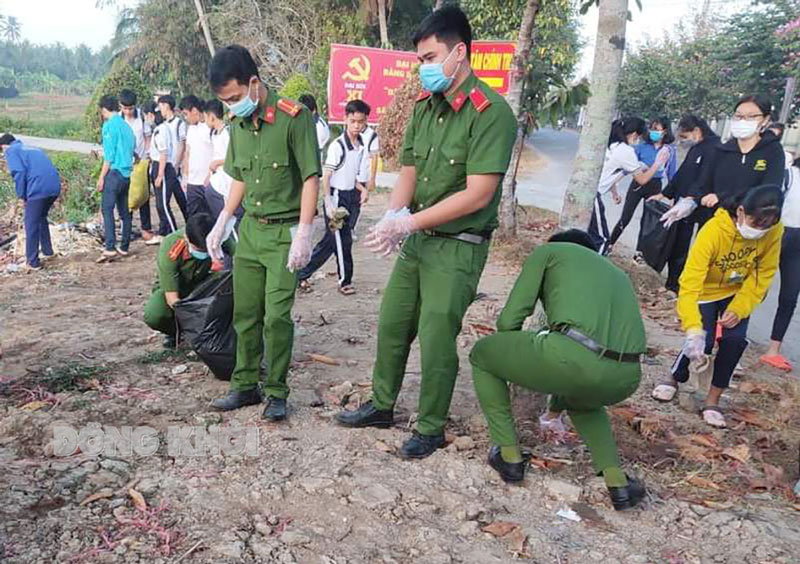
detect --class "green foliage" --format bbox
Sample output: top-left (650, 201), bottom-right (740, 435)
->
top-left (538, 78), bottom-right (590, 127)
top-left (0, 40), bottom-right (110, 82)
top-left (0, 115), bottom-right (86, 141)
top-left (48, 152), bottom-right (103, 224)
top-left (84, 62), bottom-right (150, 142)
top-left (279, 74), bottom-right (314, 101)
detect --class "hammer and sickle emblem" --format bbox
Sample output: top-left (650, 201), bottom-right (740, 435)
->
top-left (342, 55), bottom-right (370, 82)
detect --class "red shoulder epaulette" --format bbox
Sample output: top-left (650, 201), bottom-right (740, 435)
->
top-left (168, 239), bottom-right (189, 262)
top-left (469, 87), bottom-right (491, 113)
top-left (277, 98), bottom-right (302, 117)
top-left (416, 90), bottom-right (432, 102)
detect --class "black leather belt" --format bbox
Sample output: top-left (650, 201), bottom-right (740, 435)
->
top-left (255, 216), bottom-right (299, 225)
top-left (551, 324), bottom-right (641, 363)
top-left (423, 230), bottom-right (491, 245)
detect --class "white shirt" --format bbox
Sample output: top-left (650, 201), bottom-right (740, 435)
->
top-left (315, 116), bottom-right (331, 151)
top-left (362, 126), bottom-right (380, 156)
top-left (783, 166), bottom-right (800, 228)
top-left (209, 126), bottom-right (233, 198)
top-left (124, 112), bottom-right (150, 160)
top-left (597, 142), bottom-right (643, 195)
top-left (325, 133), bottom-right (367, 191)
top-left (164, 115), bottom-right (187, 166)
top-left (148, 122), bottom-right (170, 163)
top-left (186, 122), bottom-right (214, 185)
top-left (785, 150), bottom-right (794, 170)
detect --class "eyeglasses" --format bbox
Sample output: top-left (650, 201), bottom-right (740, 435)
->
top-left (733, 113), bottom-right (765, 121)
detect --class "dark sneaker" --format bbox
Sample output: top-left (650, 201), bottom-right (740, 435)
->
top-left (163, 335), bottom-right (176, 349)
top-left (487, 446), bottom-right (525, 483)
top-left (608, 476), bottom-right (647, 511)
top-left (210, 388), bottom-right (262, 411)
top-left (399, 431), bottom-right (445, 459)
top-left (262, 397), bottom-right (287, 421)
top-left (335, 401), bottom-right (393, 428)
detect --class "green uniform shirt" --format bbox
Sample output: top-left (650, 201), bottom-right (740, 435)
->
top-left (497, 243), bottom-right (647, 354)
top-left (224, 90), bottom-right (321, 219)
top-left (156, 229), bottom-right (236, 296)
top-left (401, 72), bottom-right (516, 234)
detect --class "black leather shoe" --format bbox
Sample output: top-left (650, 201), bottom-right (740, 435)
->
top-left (210, 388), bottom-right (262, 411)
top-left (488, 446), bottom-right (525, 483)
top-left (262, 397), bottom-right (287, 421)
top-left (608, 476), bottom-right (646, 511)
top-left (399, 431), bottom-right (445, 459)
top-left (163, 335), bottom-right (176, 349)
top-left (335, 401), bottom-right (393, 428)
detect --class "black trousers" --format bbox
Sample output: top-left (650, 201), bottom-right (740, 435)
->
top-left (609, 177), bottom-right (662, 248)
top-left (771, 227), bottom-right (800, 342)
top-left (298, 188), bottom-right (361, 286)
top-left (587, 192), bottom-right (611, 255)
top-left (150, 162), bottom-right (188, 235)
top-left (187, 183), bottom-right (211, 217)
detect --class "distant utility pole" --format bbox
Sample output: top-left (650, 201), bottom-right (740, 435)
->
top-left (780, 77), bottom-right (797, 123)
top-left (698, 0), bottom-right (712, 33)
top-left (193, 0), bottom-right (215, 56)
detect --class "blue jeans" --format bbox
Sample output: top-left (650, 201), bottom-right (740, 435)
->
top-left (101, 169), bottom-right (132, 252)
top-left (24, 196), bottom-right (57, 267)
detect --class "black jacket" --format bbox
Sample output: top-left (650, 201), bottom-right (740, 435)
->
top-left (663, 134), bottom-right (720, 200)
top-left (696, 131), bottom-right (785, 202)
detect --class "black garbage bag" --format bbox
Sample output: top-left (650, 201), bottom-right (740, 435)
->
top-left (174, 272), bottom-right (235, 381)
top-left (638, 199), bottom-right (678, 273)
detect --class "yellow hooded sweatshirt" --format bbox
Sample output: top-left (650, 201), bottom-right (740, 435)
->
top-left (677, 208), bottom-right (783, 332)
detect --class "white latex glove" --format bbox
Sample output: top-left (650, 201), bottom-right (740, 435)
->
top-left (655, 146), bottom-right (670, 167)
top-left (683, 330), bottom-right (707, 361)
top-left (286, 222), bottom-right (314, 272)
top-left (323, 194), bottom-right (336, 219)
top-left (206, 210), bottom-right (236, 262)
top-left (660, 197), bottom-right (697, 228)
top-left (365, 208), bottom-right (417, 257)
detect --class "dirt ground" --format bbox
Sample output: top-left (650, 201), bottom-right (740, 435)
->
top-left (1, 194), bottom-right (800, 564)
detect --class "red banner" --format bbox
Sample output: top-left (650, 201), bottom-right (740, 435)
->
top-left (327, 41), bottom-right (515, 124)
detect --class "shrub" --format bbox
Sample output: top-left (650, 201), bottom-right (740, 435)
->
top-left (377, 69), bottom-right (420, 171)
top-left (84, 62), bottom-right (150, 143)
top-left (278, 73), bottom-right (314, 102)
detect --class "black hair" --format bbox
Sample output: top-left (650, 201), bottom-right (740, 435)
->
top-left (157, 95), bottom-right (176, 110)
top-left (677, 115), bottom-right (715, 139)
top-left (179, 95), bottom-right (205, 112)
top-left (119, 89), bottom-right (137, 107)
top-left (204, 99), bottom-right (225, 120)
top-left (769, 122), bottom-right (785, 140)
top-left (185, 213), bottom-right (215, 251)
top-left (723, 184), bottom-right (784, 229)
top-left (208, 44), bottom-right (260, 92)
top-left (345, 99), bottom-right (371, 116)
top-left (646, 117), bottom-right (675, 145)
top-left (298, 94), bottom-right (317, 114)
top-left (99, 95), bottom-right (119, 112)
top-left (0, 133), bottom-right (16, 146)
top-left (608, 117), bottom-right (646, 147)
top-left (734, 95), bottom-right (772, 118)
top-left (412, 5), bottom-right (472, 58)
top-left (548, 229), bottom-right (599, 252)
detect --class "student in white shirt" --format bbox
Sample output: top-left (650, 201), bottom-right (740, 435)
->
top-left (298, 100), bottom-right (370, 295)
top-left (361, 123), bottom-right (380, 192)
top-left (180, 95), bottom-right (214, 217)
top-left (157, 94), bottom-right (189, 222)
top-left (143, 103), bottom-right (179, 243)
top-left (202, 100), bottom-right (243, 226)
top-left (120, 89), bottom-right (154, 241)
top-left (588, 117), bottom-right (669, 255)
top-left (298, 94), bottom-right (330, 153)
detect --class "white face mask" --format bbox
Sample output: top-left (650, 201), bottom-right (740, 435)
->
top-left (730, 118), bottom-right (760, 140)
top-left (737, 221), bottom-right (768, 240)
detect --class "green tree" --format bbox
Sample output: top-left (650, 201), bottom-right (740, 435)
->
top-left (84, 62), bottom-right (150, 142)
top-left (2, 15), bottom-right (21, 43)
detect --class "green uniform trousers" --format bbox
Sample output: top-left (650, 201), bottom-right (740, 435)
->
top-left (144, 289), bottom-right (176, 336)
top-left (469, 329), bottom-right (640, 484)
top-left (229, 215), bottom-right (297, 397)
top-left (371, 232), bottom-right (489, 436)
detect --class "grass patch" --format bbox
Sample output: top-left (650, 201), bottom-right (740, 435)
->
top-left (0, 93), bottom-right (91, 141)
top-left (136, 349), bottom-right (193, 365)
top-left (33, 362), bottom-right (109, 393)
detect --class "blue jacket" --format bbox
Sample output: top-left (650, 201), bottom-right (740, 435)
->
top-left (4, 140), bottom-right (61, 201)
top-left (635, 142), bottom-right (678, 181)
top-left (102, 113), bottom-right (135, 178)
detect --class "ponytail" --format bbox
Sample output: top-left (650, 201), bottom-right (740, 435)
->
top-left (608, 116), bottom-right (646, 147)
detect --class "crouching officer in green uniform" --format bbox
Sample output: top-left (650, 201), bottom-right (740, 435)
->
top-left (469, 230), bottom-right (648, 510)
top-left (205, 45), bottom-right (321, 421)
top-left (335, 7), bottom-right (516, 458)
top-left (144, 213), bottom-right (234, 348)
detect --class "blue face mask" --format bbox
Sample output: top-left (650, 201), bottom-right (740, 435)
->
top-left (226, 79), bottom-right (258, 118)
top-left (190, 249), bottom-right (209, 261)
top-left (419, 46), bottom-right (461, 93)
top-left (649, 130), bottom-right (664, 142)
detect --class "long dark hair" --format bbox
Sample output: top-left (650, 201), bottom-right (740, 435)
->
top-left (608, 117), bottom-right (646, 147)
top-left (646, 117), bottom-right (675, 145)
top-left (723, 184), bottom-right (784, 228)
top-left (677, 115), bottom-right (715, 140)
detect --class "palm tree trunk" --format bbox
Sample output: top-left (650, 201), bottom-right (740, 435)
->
top-left (193, 0), bottom-right (216, 56)
top-left (559, 0), bottom-right (629, 230)
top-left (496, 0), bottom-right (541, 240)
top-left (378, 0), bottom-right (390, 48)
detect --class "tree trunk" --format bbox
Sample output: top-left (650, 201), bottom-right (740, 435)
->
top-left (378, 0), bottom-right (390, 48)
top-left (497, 0), bottom-right (541, 240)
top-left (559, 0), bottom-right (629, 230)
top-left (193, 0), bottom-right (216, 56)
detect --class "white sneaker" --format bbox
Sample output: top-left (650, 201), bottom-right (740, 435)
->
top-left (145, 235), bottom-right (163, 246)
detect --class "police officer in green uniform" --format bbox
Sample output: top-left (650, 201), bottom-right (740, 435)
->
top-left (144, 213), bottom-right (234, 348)
top-left (205, 45), bottom-right (321, 420)
top-left (336, 7), bottom-right (517, 458)
top-left (470, 230), bottom-right (647, 510)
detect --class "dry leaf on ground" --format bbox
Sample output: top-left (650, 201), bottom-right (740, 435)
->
top-left (128, 488), bottom-right (147, 511)
top-left (79, 490), bottom-right (113, 506)
top-left (731, 408), bottom-right (772, 429)
top-left (721, 444), bottom-right (751, 464)
top-left (20, 400), bottom-right (49, 411)
top-left (506, 526), bottom-right (528, 556)
top-left (308, 353), bottom-right (341, 366)
top-left (686, 475), bottom-right (722, 490)
top-left (688, 434), bottom-right (719, 449)
top-left (481, 521), bottom-right (519, 537)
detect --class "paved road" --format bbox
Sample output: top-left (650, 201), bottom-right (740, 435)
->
top-left (17, 135), bottom-right (101, 155)
top-left (518, 128), bottom-right (799, 366)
